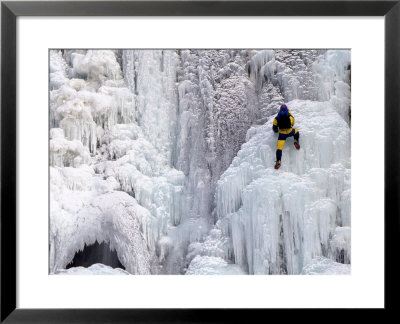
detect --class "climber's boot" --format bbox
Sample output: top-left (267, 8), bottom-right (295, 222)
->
top-left (274, 160), bottom-right (281, 170)
top-left (294, 140), bottom-right (300, 150)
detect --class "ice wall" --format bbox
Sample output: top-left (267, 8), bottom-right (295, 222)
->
top-left (207, 100), bottom-right (351, 274)
top-left (50, 50), bottom-right (185, 274)
top-left (184, 50), bottom-right (351, 275)
top-left (49, 167), bottom-right (156, 274)
top-left (247, 50), bottom-right (322, 118)
top-left (162, 49), bottom-right (262, 272)
top-left (313, 50), bottom-right (351, 123)
top-left (122, 50), bottom-right (179, 164)
top-left (50, 50), bottom-right (135, 154)
top-left (175, 50), bottom-right (258, 221)
top-left (246, 49), bottom-right (351, 124)
top-left (50, 49), bottom-right (351, 275)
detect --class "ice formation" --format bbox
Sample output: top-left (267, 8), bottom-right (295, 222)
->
top-left (301, 257), bottom-right (351, 275)
top-left (49, 49), bottom-right (351, 275)
top-left (210, 100), bottom-right (350, 274)
top-left (54, 263), bottom-right (130, 275)
top-left (49, 50), bottom-right (185, 274)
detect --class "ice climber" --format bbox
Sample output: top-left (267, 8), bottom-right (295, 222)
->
top-left (272, 104), bottom-right (300, 170)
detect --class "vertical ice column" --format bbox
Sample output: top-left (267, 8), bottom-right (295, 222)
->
top-left (313, 50), bottom-right (351, 124)
top-left (122, 50), bottom-right (179, 166)
top-left (176, 50), bottom-right (259, 222)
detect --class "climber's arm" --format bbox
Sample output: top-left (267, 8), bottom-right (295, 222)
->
top-left (272, 118), bottom-right (278, 133)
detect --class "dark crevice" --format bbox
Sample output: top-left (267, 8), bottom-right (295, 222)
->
top-left (66, 241), bottom-right (125, 270)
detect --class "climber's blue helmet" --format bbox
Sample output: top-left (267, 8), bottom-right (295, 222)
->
top-left (278, 104), bottom-right (289, 118)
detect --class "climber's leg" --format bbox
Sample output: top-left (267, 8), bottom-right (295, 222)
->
top-left (293, 129), bottom-right (300, 150)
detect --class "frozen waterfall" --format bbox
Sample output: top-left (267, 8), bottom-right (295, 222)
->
top-left (211, 100), bottom-right (350, 274)
top-left (49, 49), bottom-right (351, 275)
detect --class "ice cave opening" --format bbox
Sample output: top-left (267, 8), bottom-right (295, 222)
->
top-left (66, 241), bottom-right (125, 270)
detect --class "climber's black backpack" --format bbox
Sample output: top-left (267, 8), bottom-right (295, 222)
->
top-left (277, 111), bottom-right (292, 129)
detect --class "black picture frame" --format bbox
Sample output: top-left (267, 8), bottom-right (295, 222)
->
top-left (1, 0), bottom-right (399, 322)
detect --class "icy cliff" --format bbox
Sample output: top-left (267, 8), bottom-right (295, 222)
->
top-left (49, 49), bottom-right (351, 275)
top-left (207, 100), bottom-right (350, 274)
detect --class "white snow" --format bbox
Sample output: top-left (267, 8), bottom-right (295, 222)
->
top-left (54, 263), bottom-right (130, 275)
top-left (301, 257), bottom-right (351, 275)
top-left (185, 256), bottom-right (245, 275)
